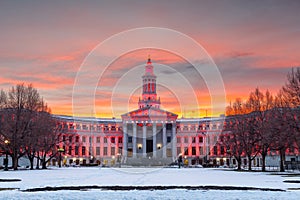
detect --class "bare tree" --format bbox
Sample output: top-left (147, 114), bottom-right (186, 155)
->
top-left (0, 84), bottom-right (58, 170)
top-left (282, 67), bottom-right (300, 107)
top-left (247, 89), bottom-right (275, 171)
top-left (269, 92), bottom-right (295, 172)
top-left (282, 68), bottom-right (300, 155)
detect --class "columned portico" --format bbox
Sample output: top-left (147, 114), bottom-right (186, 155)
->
top-left (152, 123), bottom-right (157, 158)
top-left (123, 123), bottom-right (128, 157)
top-left (162, 123), bottom-right (167, 158)
top-left (132, 123), bottom-right (137, 158)
top-left (172, 123), bottom-right (177, 159)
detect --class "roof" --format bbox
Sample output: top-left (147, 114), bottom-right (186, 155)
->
top-left (121, 106), bottom-right (178, 121)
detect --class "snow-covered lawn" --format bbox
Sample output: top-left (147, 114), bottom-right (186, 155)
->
top-left (1, 167), bottom-right (300, 199)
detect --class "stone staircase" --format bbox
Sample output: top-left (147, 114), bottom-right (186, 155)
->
top-left (123, 157), bottom-right (173, 167)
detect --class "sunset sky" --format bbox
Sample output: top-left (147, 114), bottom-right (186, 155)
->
top-left (0, 0), bottom-right (299, 118)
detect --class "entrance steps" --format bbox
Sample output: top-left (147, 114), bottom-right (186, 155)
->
top-left (124, 157), bottom-right (173, 166)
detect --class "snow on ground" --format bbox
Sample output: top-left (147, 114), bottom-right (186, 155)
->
top-left (1, 167), bottom-right (300, 199)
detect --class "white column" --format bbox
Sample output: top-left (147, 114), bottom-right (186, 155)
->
top-left (133, 123), bottom-right (137, 158)
top-left (162, 123), bottom-right (167, 158)
top-left (143, 124), bottom-right (147, 158)
top-left (123, 123), bottom-right (127, 157)
top-left (152, 123), bottom-right (157, 158)
top-left (172, 123), bottom-right (176, 159)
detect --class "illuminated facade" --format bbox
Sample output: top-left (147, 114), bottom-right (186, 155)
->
top-left (54, 58), bottom-right (266, 167)
top-left (54, 58), bottom-right (227, 167)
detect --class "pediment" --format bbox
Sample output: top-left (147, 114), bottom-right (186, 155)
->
top-left (121, 107), bottom-right (177, 122)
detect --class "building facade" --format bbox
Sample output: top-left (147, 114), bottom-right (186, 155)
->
top-left (53, 58), bottom-right (298, 168)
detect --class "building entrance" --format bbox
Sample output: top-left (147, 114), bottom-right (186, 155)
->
top-left (146, 140), bottom-right (153, 155)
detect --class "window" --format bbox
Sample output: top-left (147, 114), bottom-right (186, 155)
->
top-left (76, 124), bottom-right (81, 130)
top-left (166, 124), bottom-right (172, 130)
top-left (111, 137), bottom-right (115, 143)
top-left (68, 146), bottom-right (72, 155)
top-left (69, 136), bottom-right (73, 143)
top-left (213, 124), bottom-right (217, 129)
top-left (104, 137), bottom-right (108, 143)
top-left (199, 147), bottom-right (203, 155)
top-left (221, 146), bottom-right (225, 155)
top-left (192, 147), bottom-right (196, 155)
top-left (118, 147), bottom-right (122, 154)
top-left (96, 137), bottom-right (100, 143)
top-left (104, 126), bottom-right (109, 131)
top-left (82, 136), bottom-right (86, 143)
top-left (127, 148), bottom-right (132, 157)
top-left (128, 136), bottom-right (132, 143)
top-left (177, 137), bottom-right (181, 143)
top-left (75, 146), bottom-right (79, 155)
top-left (69, 124), bottom-right (74, 130)
top-left (232, 158), bottom-right (236, 165)
top-left (213, 146), bottom-right (217, 155)
top-left (184, 137), bottom-right (188, 144)
top-left (184, 147), bottom-right (188, 155)
top-left (96, 147), bottom-right (100, 155)
top-left (199, 137), bottom-right (203, 143)
top-left (62, 135), bottom-right (66, 141)
top-left (192, 137), bottom-right (196, 143)
top-left (82, 124), bottom-right (88, 130)
top-left (82, 146), bottom-right (86, 156)
top-left (103, 147), bottom-right (108, 156)
top-left (111, 147), bottom-right (115, 156)
top-left (75, 136), bottom-right (79, 143)
top-left (167, 136), bottom-right (171, 143)
top-left (118, 137), bottom-right (122, 143)
top-left (89, 137), bottom-right (92, 143)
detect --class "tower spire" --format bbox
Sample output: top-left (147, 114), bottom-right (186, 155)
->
top-left (147, 54), bottom-right (151, 64)
top-left (138, 56), bottom-right (160, 109)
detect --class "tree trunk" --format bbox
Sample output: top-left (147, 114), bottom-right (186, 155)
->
top-left (41, 155), bottom-right (47, 169)
top-left (36, 156), bottom-right (40, 169)
top-left (29, 156), bottom-right (34, 170)
top-left (42, 160), bottom-right (47, 169)
top-left (262, 154), bottom-right (266, 172)
top-left (248, 156), bottom-right (252, 171)
top-left (279, 149), bottom-right (285, 172)
top-left (237, 158), bottom-right (242, 171)
top-left (12, 155), bottom-right (18, 170)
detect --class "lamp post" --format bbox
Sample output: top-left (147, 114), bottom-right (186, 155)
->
top-left (4, 140), bottom-right (9, 171)
top-left (58, 148), bottom-right (64, 168)
top-left (226, 149), bottom-right (231, 168)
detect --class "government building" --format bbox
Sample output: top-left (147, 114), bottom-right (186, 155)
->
top-left (54, 58), bottom-right (227, 167)
top-left (54, 58), bottom-right (300, 168)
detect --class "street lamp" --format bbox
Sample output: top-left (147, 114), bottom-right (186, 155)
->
top-left (58, 148), bottom-right (64, 168)
top-left (226, 149), bottom-right (231, 168)
top-left (4, 140), bottom-right (9, 171)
